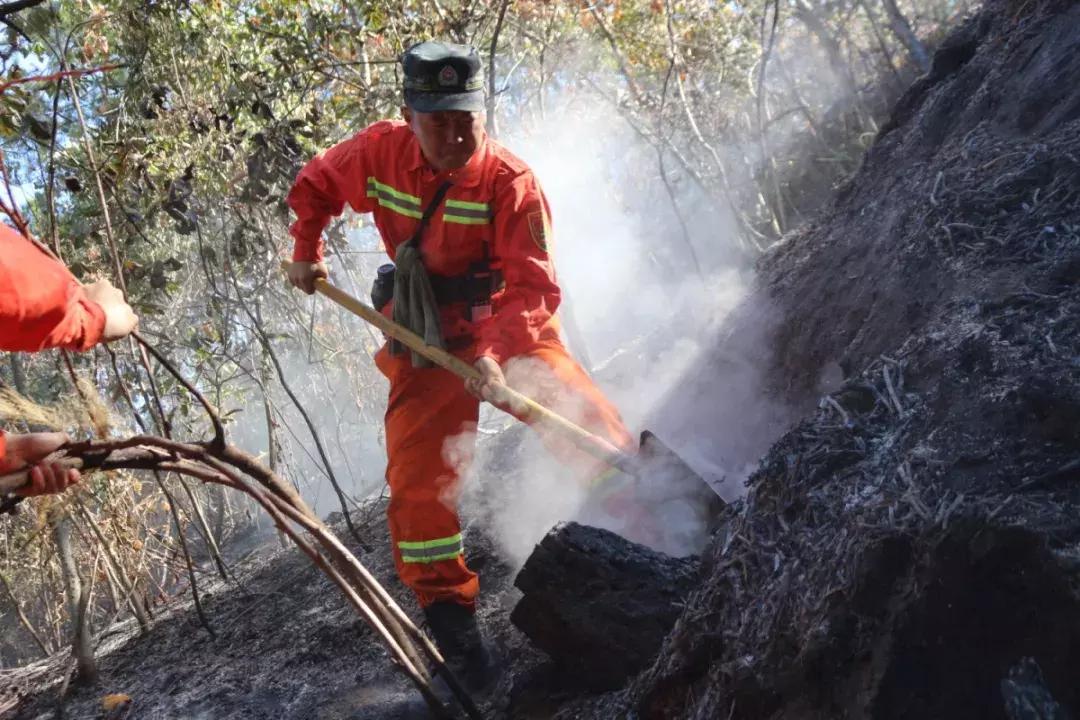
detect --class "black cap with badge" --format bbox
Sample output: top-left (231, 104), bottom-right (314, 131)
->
top-left (401, 41), bottom-right (485, 113)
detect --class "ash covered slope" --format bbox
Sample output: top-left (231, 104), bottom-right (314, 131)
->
top-left (0, 506), bottom-right (537, 720)
top-left (567, 0), bottom-right (1080, 718)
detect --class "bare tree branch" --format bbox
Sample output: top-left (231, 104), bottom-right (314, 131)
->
top-left (588, 4), bottom-right (644, 104)
top-left (486, 0), bottom-right (511, 137)
top-left (0, 0), bottom-right (46, 16)
top-left (0, 64), bottom-right (123, 94)
top-left (134, 332), bottom-right (226, 451)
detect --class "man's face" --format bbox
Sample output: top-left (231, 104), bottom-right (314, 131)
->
top-left (403, 107), bottom-right (485, 172)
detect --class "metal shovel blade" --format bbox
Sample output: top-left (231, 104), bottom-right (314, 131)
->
top-left (576, 430), bottom-right (726, 554)
top-left (637, 430), bottom-right (726, 517)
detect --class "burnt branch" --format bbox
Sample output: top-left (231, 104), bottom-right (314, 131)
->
top-left (0, 437), bottom-right (480, 718)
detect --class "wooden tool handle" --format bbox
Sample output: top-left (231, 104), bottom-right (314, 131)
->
top-left (282, 262), bottom-right (638, 476)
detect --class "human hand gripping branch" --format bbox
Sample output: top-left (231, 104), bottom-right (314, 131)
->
top-left (0, 432), bottom-right (79, 496)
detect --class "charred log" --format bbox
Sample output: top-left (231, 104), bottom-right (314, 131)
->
top-left (511, 522), bottom-right (699, 691)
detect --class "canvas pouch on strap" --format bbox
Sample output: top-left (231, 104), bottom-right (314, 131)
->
top-left (387, 181), bottom-right (454, 368)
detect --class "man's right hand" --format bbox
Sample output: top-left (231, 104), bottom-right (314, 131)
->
top-left (83, 280), bottom-right (139, 342)
top-left (1, 432), bottom-right (80, 497)
top-left (287, 261), bottom-right (329, 295)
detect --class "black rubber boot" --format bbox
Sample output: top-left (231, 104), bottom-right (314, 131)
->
top-left (423, 602), bottom-right (495, 695)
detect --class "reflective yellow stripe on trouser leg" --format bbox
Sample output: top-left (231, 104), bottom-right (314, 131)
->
top-left (397, 532), bottom-right (465, 564)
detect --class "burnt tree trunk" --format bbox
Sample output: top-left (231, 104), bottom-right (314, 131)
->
top-left (511, 522), bottom-right (699, 691)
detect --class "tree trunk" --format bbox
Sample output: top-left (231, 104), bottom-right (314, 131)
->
top-left (880, 0), bottom-right (931, 72)
top-left (485, 0), bottom-right (511, 138)
top-left (52, 511), bottom-right (98, 683)
top-left (793, 0), bottom-right (861, 99)
top-left (259, 345), bottom-right (290, 549)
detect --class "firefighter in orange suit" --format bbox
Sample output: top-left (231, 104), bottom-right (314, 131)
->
top-left (286, 41), bottom-right (633, 689)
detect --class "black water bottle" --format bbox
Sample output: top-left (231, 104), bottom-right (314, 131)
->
top-left (371, 263), bottom-right (396, 311)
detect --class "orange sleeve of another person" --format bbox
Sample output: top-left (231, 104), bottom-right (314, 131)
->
top-left (474, 172), bottom-right (561, 365)
top-left (0, 225), bottom-right (107, 470)
top-left (0, 225), bottom-right (106, 353)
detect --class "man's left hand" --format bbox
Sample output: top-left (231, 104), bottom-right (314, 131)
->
top-left (84, 280), bottom-right (139, 342)
top-left (465, 356), bottom-right (506, 404)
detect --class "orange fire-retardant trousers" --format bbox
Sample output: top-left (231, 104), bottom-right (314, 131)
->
top-left (375, 337), bottom-right (633, 610)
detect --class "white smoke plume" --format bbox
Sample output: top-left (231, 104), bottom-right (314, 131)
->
top-left (455, 101), bottom-right (793, 567)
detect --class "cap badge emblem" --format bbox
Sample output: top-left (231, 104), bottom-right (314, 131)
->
top-left (438, 65), bottom-right (459, 87)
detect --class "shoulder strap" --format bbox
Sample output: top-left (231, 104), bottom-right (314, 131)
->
top-left (410, 180), bottom-right (453, 248)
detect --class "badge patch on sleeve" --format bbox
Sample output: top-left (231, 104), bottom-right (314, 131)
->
top-left (527, 210), bottom-right (550, 252)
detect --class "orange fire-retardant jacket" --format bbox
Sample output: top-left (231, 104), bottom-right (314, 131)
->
top-left (286, 120), bottom-right (562, 365)
top-left (0, 224), bottom-right (106, 470)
